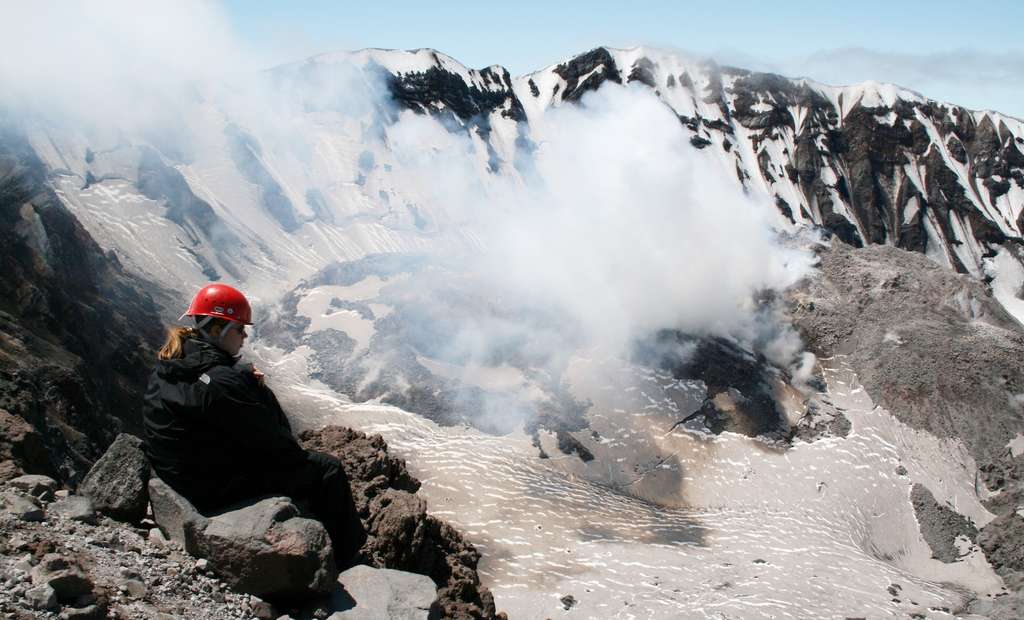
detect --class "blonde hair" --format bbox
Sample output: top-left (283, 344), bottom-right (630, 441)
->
top-left (158, 318), bottom-right (231, 359)
top-left (158, 327), bottom-right (198, 360)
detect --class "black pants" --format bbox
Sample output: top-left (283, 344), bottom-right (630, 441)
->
top-left (264, 451), bottom-right (368, 570)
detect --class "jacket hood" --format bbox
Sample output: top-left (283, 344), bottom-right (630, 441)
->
top-left (155, 337), bottom-right (236, 381)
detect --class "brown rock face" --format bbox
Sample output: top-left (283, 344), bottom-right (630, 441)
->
top-left (299, 426), bottom-right (420, 515)
top-left (299, 426), bottom-right (497, 619)
top-left (0, 127), bottom-right (166, 486)
top-left (0, 408), bottom-right (50, 482)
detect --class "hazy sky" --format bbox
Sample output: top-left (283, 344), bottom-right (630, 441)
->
top-left (222, 0), bottom-right (1024, 117)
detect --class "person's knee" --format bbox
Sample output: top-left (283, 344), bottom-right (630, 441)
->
top-left (306, 451), bottom-right (342, 479)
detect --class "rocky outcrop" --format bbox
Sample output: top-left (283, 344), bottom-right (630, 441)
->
top-left (910, 483), bottom-right (979, 563)
top-left (553, 47), bottom-right (622, 103)
top-left (1, 427), bottom-right (497, 618)
top-left (299, 426), bottom-right (498, 619)
top-left (789, 241), bottom-right (1024, 465)
top-left (0, 125), bottom-right (166, 486)
top-left (299, 426), bottom-right (420, 513)
top-left (977, 448), bottom-right (1024, 601)
top-left (388, 62), bottom-right (526, 125)
top-left (0, 410), bottom-right (49, 483)
top-left (979, 510), bottom-right (1024, 577)
top-left (1, 483), bottom-right (453, 619)
top-left (78, 434), bottom-right (150, 523)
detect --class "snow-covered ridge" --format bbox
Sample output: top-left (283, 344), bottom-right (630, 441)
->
top-left (19, 44), bottom-right (1024, 301)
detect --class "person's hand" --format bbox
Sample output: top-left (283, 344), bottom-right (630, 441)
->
top-left (252, 366), bottom-right (266, 386)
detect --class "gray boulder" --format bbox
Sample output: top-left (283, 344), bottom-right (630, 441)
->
top-left (79, 433), bottom-right (150, 523)
top-left (50, 495), bottom-right (98, 524)
top-left (149, 477), bottom-right (337, 599)
top-left (197, 497), bottom-right (337, 599)
top-left (148, 477), bottom-right (208, 554)
top-left (329, 565), bottom-right (438, 619)
top-left (1, 490), bottom-right (45, 522)
top-left (8, 474), bottom-right (59, 498)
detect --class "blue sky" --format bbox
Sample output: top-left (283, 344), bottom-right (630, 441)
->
top-left (222, 0), bottom-right (1024, 117)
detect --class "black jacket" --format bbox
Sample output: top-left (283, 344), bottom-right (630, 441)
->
top-left (142, 338), bottom-right (307, 511)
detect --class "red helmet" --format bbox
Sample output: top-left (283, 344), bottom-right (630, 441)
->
top-left (182, 283), bottom-right (253, 325)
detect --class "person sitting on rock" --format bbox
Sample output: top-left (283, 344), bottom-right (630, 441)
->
top-left (142, 283), bottom-right (366, 569)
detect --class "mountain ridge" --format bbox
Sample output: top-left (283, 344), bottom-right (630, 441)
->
top-left (26, 44), bottom-right (1021, 309)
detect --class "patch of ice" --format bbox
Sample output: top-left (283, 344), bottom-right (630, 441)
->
top-left (1008, 433), bottom-right (1024, 458)
top-left (983, 247), bottom-right (1024, 327)
top-left (883, 331), bottom-right (904, 345)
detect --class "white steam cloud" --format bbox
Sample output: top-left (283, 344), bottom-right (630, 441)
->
top-left (387, 83), bottom-right (814, 363)
top-left (0, 1), bottom-right (257, 130)
top-left (1, 2), bottom-right (818, 418)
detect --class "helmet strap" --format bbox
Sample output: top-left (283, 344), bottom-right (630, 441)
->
top-left (193, 315), bottom-right (242, 359)
top-left (194, 315), bottom-right (216, 342)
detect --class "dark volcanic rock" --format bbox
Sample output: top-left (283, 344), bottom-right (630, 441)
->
top-left (628, 57), bottom-right (658, 88)
top-left (978, 449), bottom-right (1024, 579)
top-left (690, 135), bottom-right (712, 149)
top-left (910, 484), bottom-right (978, 563)
top-left (554, 47), bottom-right (622, 103)
top-left (364, 489), bottom-right (493, 619)
top-left (556, 430), bottom-right (594, 461)
top-left (389, 62), bottom-right (526, 125)
top-left (697, 62), bottom-right (1024, 269)
top-left (78, 433), bottom-right (150, 523)
top-left (636, 331), bottom-right (790, 440)
top-left (793, 399), bottom-right (851, 442)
